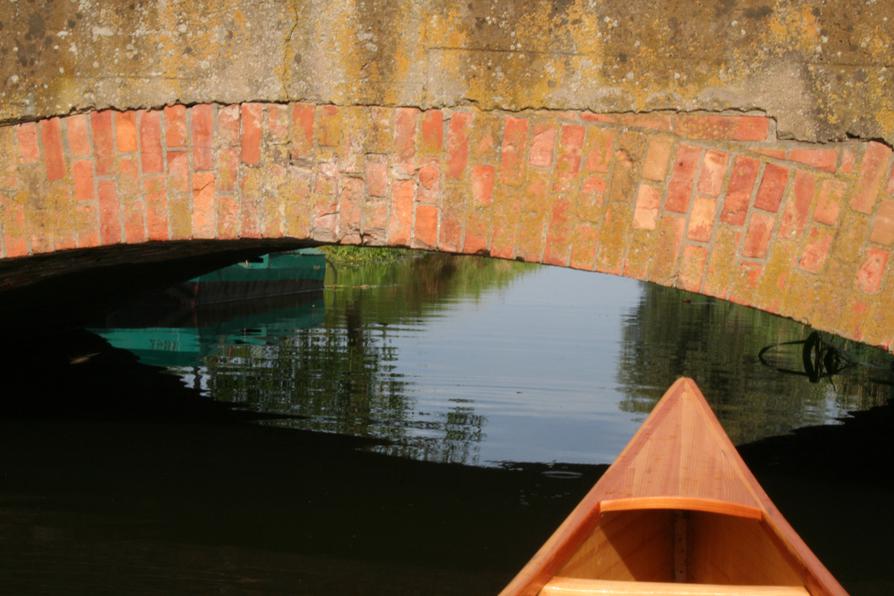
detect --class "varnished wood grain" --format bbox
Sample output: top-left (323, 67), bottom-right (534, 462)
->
top-left (540, 577), bottom-right (810, 595)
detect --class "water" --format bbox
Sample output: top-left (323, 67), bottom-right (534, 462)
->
top-left (2, 250), bottom-right (893, 594)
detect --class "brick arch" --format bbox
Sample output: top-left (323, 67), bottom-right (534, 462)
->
top-left (0, 104), bottom-right (892, 349)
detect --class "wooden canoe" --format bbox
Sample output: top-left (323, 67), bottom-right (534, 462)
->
top-left (500, 377), bottom-right (847, 596)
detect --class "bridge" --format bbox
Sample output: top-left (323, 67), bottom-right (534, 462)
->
top-left (1, 0), bottom-right (893, 349)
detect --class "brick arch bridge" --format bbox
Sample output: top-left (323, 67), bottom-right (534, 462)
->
top-left (1, 103), bottom-right (892, 348)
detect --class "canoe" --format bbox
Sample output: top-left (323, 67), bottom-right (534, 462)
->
top-left (500, 377), bottom-right (847, 596)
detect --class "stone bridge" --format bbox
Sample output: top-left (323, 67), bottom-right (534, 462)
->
top-left (1, 0), bottom-right (893, 349)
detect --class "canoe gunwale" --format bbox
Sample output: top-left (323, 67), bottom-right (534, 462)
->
top-left (599, 497), bottom-right (763, 520)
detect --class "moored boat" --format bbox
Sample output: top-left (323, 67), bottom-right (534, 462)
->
top-left (501, 377), bottom-right (847, 596)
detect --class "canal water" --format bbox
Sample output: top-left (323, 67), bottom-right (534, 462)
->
top-left (1, 249), bottom-right (893, 594)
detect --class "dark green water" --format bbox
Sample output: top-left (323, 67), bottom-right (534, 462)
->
top-left (1, 251), bottom-right (893, 594)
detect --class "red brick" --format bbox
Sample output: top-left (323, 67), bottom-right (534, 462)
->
top-left (871, 200), bottom-right (894, 245)
top-left (754, 163), bottom-right (789, 212)
top-left (218, 105), bottom-right (241, 146)
top-left (583, 128), bottom-right (614, 174)
top-left (0, 191), bottom-right (28, 257)
top-left (364, 199), bottom-right (390, 236)
top-left (192, 171), bottom-right (216, 238)
top-left (267, 104), bottom-right (290, 143)
top-left (544, 196), bottom-right (572, 266)
top-left (418, 161), bottom-right (440, 203)
top-left (754, 147), bottom-right (786, 160)
top-left (40, 118), bottom-right (66, 181)
top-left (91, 111), bottom-right (115, 175)
top-left (500, 116), bottom-right (528, 184)
top-left (780, 170), bottom-right (814, 237)
top-left (850, 141), bottom-right (892, 214)
top-left (813, 179), bottom-right (845, 226)
top-left (688, 196), bottom-right (717, 242)
top-left (66, 114), bottom-right (92, 157)
top-left (387, 179), bottom-right (414, 245)
top-left (665, 144), bottom-right (701, 213)
top-left (394, 107), bottom-right (418, 171)
top-left (679, 245), bottom-right (708, 291)
top-left (144, 176), bottom-right (169, 241)
top-left (421, 110), bottom-right (443, 153)
top-left (697, 150), bottom-right (728, 196)
top-left (439, 192), bottom-right (465, 253)
top-left (240, 103), bottom-right (262, 165)
top-left (788, 147), bottom-right (838, 172)
top-left (856, 248), bottom-right (889, 294)
top-left (463, 211), bottom-right (490, 255)
top-left (570, 222), bottom-right (598, 270)
top-left (839, 146), bottom-right (857, 174)
top-left (887, 167), bottom-right (894, 195)
top-left (446, 111), bottom-right (472, 179)
top-left (414, 203), bottom-right (439, 249)
top-left (116, 155), bottom-right (140, 196)
top-left (338, 176), bottom-right (363, 242)
top-left (799, 226), bottom-right (833, 273)
top-left (742, 211), bottom-right (775, 258)
top-left (290, 103), bottom-right (315, 158)
top-left (217, 194), bottom-right (240, 239)
top-left (216, 146), bottom-right (239, 193)
top-left (317, 105), bottom-right (343, 149)
top-left (553, 125), bottom-right (585, 192)
top-left (72, 160), bottom-right (95, 201)
top-left (163, 105), bottom-right (188, 147)
top-left (191, 104), bottom-right (214, 171)
top-left (641, 136), bottom-right (673, 181)
top-left (613, 113), bottom-right (673, 132)
top-left (472, 165), bottom-right (495, 206)
top-left (139, 111), bottom-right (164, 174)
top-left (97, 179), bottom-right (122, 244)
top-left (528, 123), bottom-right (556, 168)
top-left (365, 156), bottom-right (389, 198)
top-left (15, 123), bottom-right (40, 163)
top-left (166, 151), bottom-right (189, 194)
top-left (633, 183), bottom-right (661, 230)
top-left (115, 111), bottom-right (138, 153)
top-left (674, 114), bottom-right (770, 141)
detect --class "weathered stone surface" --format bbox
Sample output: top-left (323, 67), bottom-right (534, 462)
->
top-left (2, 0), bottom-right (894, 144)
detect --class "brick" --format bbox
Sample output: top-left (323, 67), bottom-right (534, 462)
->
top-left (754, 147), bottom-right (786, 160)
top-left (388, 179), bottom-right (414, 246)
top-left (678, 245), bottom-right (708, 292)
top-left (870, 199), bottom-right (894, 245)
top-left (752, 239), bottom-right (797, 315)
top-left (191, 171), bottom-right (216, 238)
top-left (470, 112), bottom-right (502, 162)
top-left (529, 122), bottom-right (556, 168)
top-left (799, 226), bottom-right (834, 273)
top-left (318, 105), bottom-right (343, 148)
top-left (839, 146), bottom-right (857, 174)
top-left (338, 176), bottom-right (363, 242)
top-left (596, 203), bottom-right (632, 275)
top-left (665, 144), bottom-right (701, 213)
top-left (267, 104), bottom-right (290, 144)
top-left (418, 161), bottom-right (440, 203)
top-left (887, 168), bottom-right (894, 195)
top-left (283, 172), bottom-right (312, 239)
top-left (40, 118), bottom-right (66, 181)
top-left (742, 211), bottom-right (775, 258)
top-left (414, 203), bottom-right (439, 249)
top-left (167, 193), bottom-right (191, 240)
top-left (439, 186), bottom-right (466, 252)
top-left (72, 160), bottom-right (95, 201)
top-left (115, 111), bottom-right (138, 153)
top-left (216, 146), bottom-right (239, 193)
top-left (633, 183), bottom-right (661, 230)
top-left (544, 196), bottom-right (572, 266)
top-left (641, 136), bottom-right (673, 181)
top-left (139, 111), bottom-right (164, 174)
top-left (813, 178), bottom-right (845, 226)
top-left (241, 103), bottom-right (262, 165)
top-left (91, 111), bottom-right (115, 175)
top-left (217, 194), bottom-right (240, 240)
top-left (0, 129), bottom-right (16, 189)
top-left (754, 163), bottom-right (789, 212)
top-left (97, 179), bottom-right (122, 244)
top-left (421, 110), bottom-right (443, 153)
top-left (697, 150), bottom-right (728, 196)
top-left (0, 191), bottom-right (28, 257)
top-left (218, 105), bottom-right (241, 146)
top-left (647, 214), bottom-right (685, 284)
top-left (721, 156), bottom-right (759, 225)
top-left (788, 147), bottom-right (838, 172)
top-left (289, 103), bottom-right (316, 159)
top-left (122, 195), bottom-right (147, 244)
top-left (144, 176), bottom-right (169, 241)
top-left (394, 107), bottom-right (417, 171)
top-left (583, 128), bottom-right (614, 174)
top-left (856, 248), bottom-right (889, 294)
top-left (728, 261), bottom-right (763, 306)
top-left (674, 114), bottom-right (769, 141)
top-left (191, 104), bottom-right (214, 171)
top-left (570, 222), bottom-right (598, 270)
top-left (15, 122), bottom-right (40, 163)
top-left (688, 196), bottom-right (717, 242)
top-left (446, 111), bottom-right (472, 179)
top-left (241, 169), bottom-right (263, 239)
top-left (613, 113), bottom-right (673, 132)
top-left (66, 114), bottom-right (92, 157)
top-left (850, 141), bottom-right (892, 213)
top-left (166, 151), bottom-right (190, 194)
top-left (500, 116), bottom-right (528, 185)
top-left (515, 173), bottom-right (549, 262)
top-left (472, 165), bottom-right (495, 206)
top-left (163, 105), bottom-right (188, 147)
top-left (365, 156), bottom-right (389, 198)
top-left (553, 125), bottom-right (585, 192)
top-left (491, 188), bottom-right (520, 259)
top-left (703, 227), bottom-right (742, 298)
top-left (780, 170), bottom-right (814, 238)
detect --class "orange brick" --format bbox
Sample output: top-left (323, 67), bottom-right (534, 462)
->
top-left (554, 125), bottom-right (585, 192)
top-left (720, 156), bottom-right (760, 225)
top-left (742, 211), bottom-right (775, 258)
top-left (166, 151), bottom-right (189, 194)
top-left (446, 111), bottom-right (472, 179)
top-left (241, 104), bottom-right (262, 165)
top-left (140, 111), bottom-right (164, 174)
top-left (338, 176), bottom-right (363, 242)
top-left (544, 196), bottom-right (572, 266)
top-left (191, 104), bottom-right (214, 170)
top-left (528, 122), bottom-right (556, 168)
top-left (850, 141), bottom-right (892, 214)
top-left (394, 107), bottom-right (417, 172)
top-left (633, 183), bottom-right (661, 230)
top-left (266, 104), bottom-right (290, 144)
top-left (674, 114), bottom-right (769, 142)
top-left (569, 222), bottom-right (598, 270)
top-left (122, 197), bottom-right (146, 243)
top-left (192, 171), bottom-right (216, 238)
top-left (839, 146), bottom-right (857, 174)
top-left (0, 191), bottom-right (28, 257)
top-left (163, 105), bottom-right (188, 147)
top-left (647, 214), bottom-right (685, 284)
top-left (66, 114), bottom-right (92, 157)
top-left (387, 179), bottom-right (414, 246)
top-left (665, 144), bottom-right (701, 213)
top-left (418, 161), bottom-right (440, 203)
top-left (641, 136), bottom-right (673, 182)
top-left (421, 110), bottom-right (443, 153)
top-left (870, 199), bottom-right (894, 245)
top-left (754, 163), bottom-right (789, 212)
top-left (688, 196), bottom-right (716, 242)
top-left (216, 146), bottom-right (239, 193)
top-left (318, 105), bottom-right (343, 148)
top-left (856, 248), bottom-right (889, 294)
top-left (91, 111), bottom-right (115, 175)
top-left (583, 128), bottom-right (614, 174)
top-left (780, 170), bottom-right (814, 238)
top-left (414, 203), bottom-right (439, 249)
top-left (365, 156), bottom-right (389, 198)
top-left (799, 226), bottom-right (833, 273)
top-left (40, 118), bottom-right (66, 181)
top-left (472, 165), bottom-right (495, 206)
top-left (500, 116), bottom-right (528, 185)
top-left (697, 150), bottom-right (728, 196)
top-left (97, 179), bottom-right (121, 244)
top-left (217, 194), bottom-right (240, 239)
top-left (218, 105), bottom-right (241, 146)
top-left (72, 160), bottom-right (95, 201)
top-left (144, 176), bottom-right (169, 240)
top-left (788, 147), bottom-right (838, 172)
top-left (679, 245), bottom-right (708, 291)
top-left (813, 178), bottom-right (845, 226)
top-left (15, 122), bottom-right (40, 163)
top-left (290, 103), bottom-right (316, 159)
top-left (115, 111), bottom-right (138, 153)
